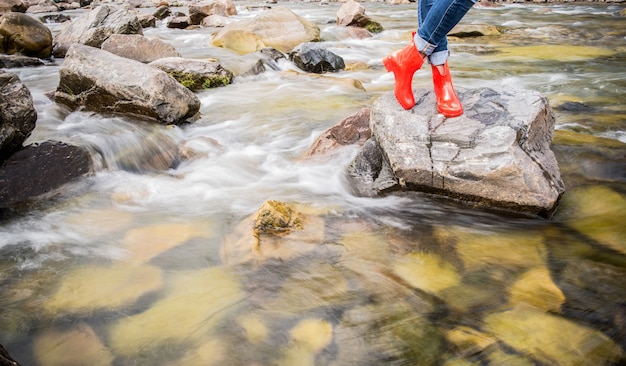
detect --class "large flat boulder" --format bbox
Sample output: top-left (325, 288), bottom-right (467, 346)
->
top-left (348, 87), bottom-right (564, 217)
top-left (54, 44), bottom-right (200, 125)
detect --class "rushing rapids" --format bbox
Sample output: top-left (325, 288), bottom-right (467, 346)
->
top-left (0, 1), bottom-right (625, 364)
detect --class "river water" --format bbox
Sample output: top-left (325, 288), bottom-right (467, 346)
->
top-left (1, 1), bottom-right (625, 365)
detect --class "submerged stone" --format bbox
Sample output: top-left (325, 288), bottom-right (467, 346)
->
top-left (107, 266), bottom-right (244, 356)
top-left (278, 318), bottom-right (333, 366)
top-left (33, 323), bottom-right (114, 366)
top-left (123, 221), bottom-right (208, 264)
top-left (554, 185), bottom-right (626, 256)
top-left (236, 314), bottom-right (269, 344)
top-left (221, 200), bottom-right (325, 266)
top-left (43, 264), bottom-right (163, 316)
top-left (437, 226), bottom-right (547, 270)
top-left (392, 252), bottom-right (461, 296)
top-left (349, 87), bottom-right (564, 217)
top-left (507, 267), bottom-right (565, 312)
top-left (444, 326), bottom-right (498, 358)
top-left (493, 45), bottom-right (616, 62)
top-left (334, 302), bottom-right (444, 365)
top-left (484, 308), bottom-right (624, 366)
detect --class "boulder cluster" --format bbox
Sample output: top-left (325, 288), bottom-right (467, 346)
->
top-left (0, 0), bottom-right (381, 215)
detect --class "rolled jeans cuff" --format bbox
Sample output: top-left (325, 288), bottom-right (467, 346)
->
top-left (428, 50), bottom-right (449, 65)
top-left (413, 33), bottom-right (436, 55)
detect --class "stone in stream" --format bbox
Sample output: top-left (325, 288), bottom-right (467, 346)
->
top-left (289, 42), bottom-right (345, 74)
top-left (100, 34), bottom-right (180, 63)
top-left (336, 0), bottom-right (384, 34)
top-left (211, 7), bottom-right (320, 54)
top-left (0, 0), bottom-right (27, 14)
top-left (149, 57), bottom-right (234, 91)
top-left (0, 141), bottom-right (92, 215)
top-left (0, 71), bottom-right (36, 161)
top-left (189, 0), bottom-right (236, 25)
top-left (0, 12), bottom-right (53, 58)
top-left (221, 200), bottom-right (325, 266)
top-left (346, 87), bottom-right (565, 217)
top-left (54, 44), bottom-right (200, 125)
top-left (52, 4), bottom-right (142, 58)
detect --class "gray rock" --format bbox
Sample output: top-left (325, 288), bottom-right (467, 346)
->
top-left (0, 71), bottom-right (36, 161)
top-left (54, 44), bottom-right (200, 125)
top-left (289, 42), bottom-right (345, 74)
top-left (0, 53), bottom-right (43, 67)
top-left (0, 141), bottom-right (92, 213)
top-left (149, 57), bottom-right (233, 91)
top-left (189, 0), bottom-right (236, 25)
top-left (0, 12), bottom-right (53, 58)
top-left (52, 4), bottom-right (142, 58)
top-left (0, 0), bottom-right (27, 14)
top-left (166, 15), bottom-right (190, 29)
top-left (24, 2), bottom-right (58, 14)
top-left (336, 0), bottom-right (383, 33)
top-left (101, 34), bottom-right (180, 63)
top-left (348, 87), bottom-right (564, 217)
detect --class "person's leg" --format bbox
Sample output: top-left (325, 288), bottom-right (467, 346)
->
top-left (414, 0), bottom-right (475, 58)
top-left (382, 33), bottom-right (425, 110)
top-left (383, 0), bottom-right (474, 111)
top-left (416, 0), bottom-right (475, 117)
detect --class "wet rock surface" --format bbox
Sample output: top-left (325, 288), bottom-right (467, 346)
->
top-left (211, 7), bottom-right (320, 54)
top-left (52, 4), bottom-right (142, 58)
top-left (0, 141), bottom-right (92, 212)
top-left (348, 87), bottom-right (565, 217)
top-left (0, 12), bottom-right (52, 58)
top-left (100, 33), bottom-right (180, 63)
top-left (0, 71), bottom-right (36, 160)
top-left (54, 44), bottom-right (200, 125)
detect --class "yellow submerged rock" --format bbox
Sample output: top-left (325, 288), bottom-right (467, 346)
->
top-left (263, 262), bottom-right (350, 313)
top-left (439, 226), bottom-right (547, 270)
top-left (236, 314), bottom-right (269, 344)
top-left (123, 221), bottom-right (208, 264)
top-left (484, 308), bottom-right (624, 366)
top-left (44, 264), bottom-right (163, 316)
top-left (166, 338), bottom-right (228, 366)
top-left (33, 323), bottom-right (114, 366)
top-left (444, 326), bottom-right (498, 358)
top-left (507, 267), bottom-right (565, 312)
top-left (392, 252), bottom-right (460, 296)
top-left (277, 318), bottom-right (333, 366)
top-left (555, 185), bottom-right (626, 256)
top-left (107, 266), bottom-right (244, 356)
top-left (493, 45), bottom-right (615, 62)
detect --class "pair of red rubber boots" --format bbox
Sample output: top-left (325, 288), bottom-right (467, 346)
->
top-left (382, 36), bottom-right (463, 117)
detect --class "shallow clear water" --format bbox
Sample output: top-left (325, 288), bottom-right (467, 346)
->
top-left (1, 2), bottom-right (625, 365)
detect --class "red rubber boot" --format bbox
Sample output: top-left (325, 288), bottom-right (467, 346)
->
top-left (383, 34), bottom-right (424, 110)
top-left (431, 62), bottom-right (463, 117)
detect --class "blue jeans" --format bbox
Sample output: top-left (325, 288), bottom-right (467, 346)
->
top-left (414, 0), bottom-right (476, 65)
